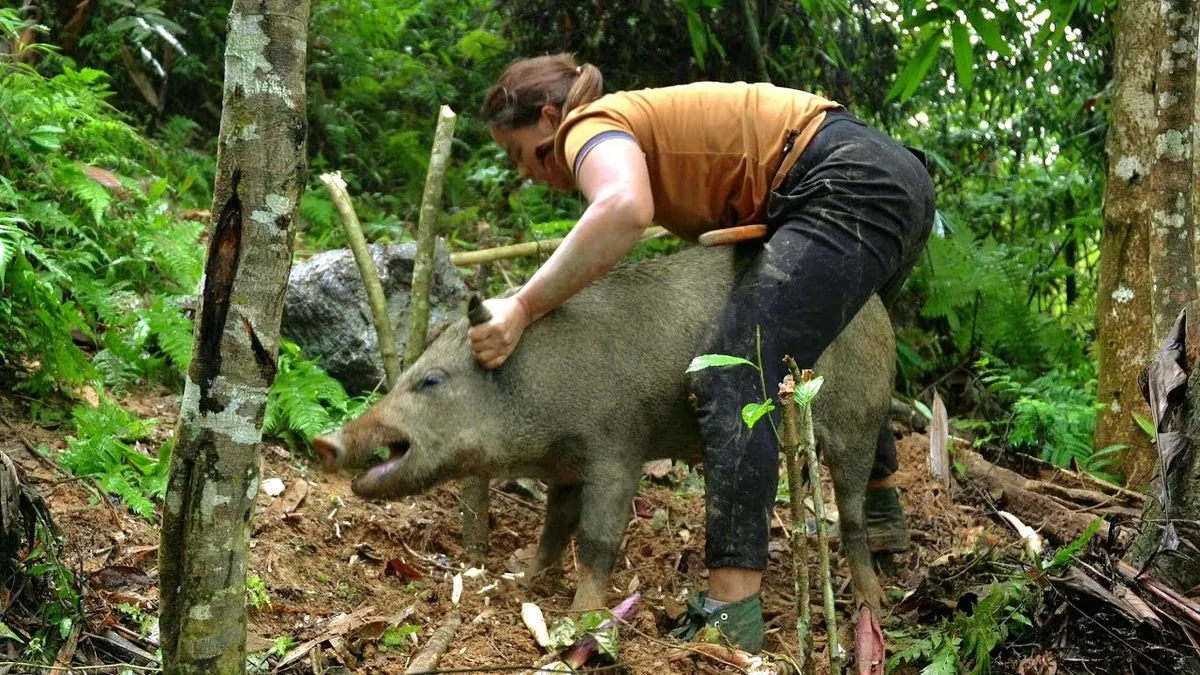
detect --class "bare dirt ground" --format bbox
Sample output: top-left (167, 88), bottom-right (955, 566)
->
top-left (0, 387), bottom-right (1039, 674)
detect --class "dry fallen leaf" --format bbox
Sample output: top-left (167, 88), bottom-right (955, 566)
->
top-left (384, 560), bottom-right (424, 581)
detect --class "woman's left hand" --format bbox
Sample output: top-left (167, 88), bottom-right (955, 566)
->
top-left (468, 296), bottom-right (532, 369)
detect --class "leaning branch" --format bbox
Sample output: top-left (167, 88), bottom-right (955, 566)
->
top-left (319, 171), bottom-right (401, 389)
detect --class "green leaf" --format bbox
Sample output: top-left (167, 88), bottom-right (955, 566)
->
top-left (1132, 411), bottom-right (1157, 438)
top-left (950, 22), bottom-right (974, 91)
top-left (792, 376), bottom-right (825, 408)
top-left (913, 399), bottom-right (933, 420)
top-left (685, 354), bottom-right (755, 373)
top-left (965, 8), bottom-right (1012, 57)
top-left (741, 400), bottom-right (775, 429)
top-left (886, 32), bottom-right (943, 102)
top-left (28, 125), bottom-right (65, 151)
top-left (0, 620), bottom-right (21, 642)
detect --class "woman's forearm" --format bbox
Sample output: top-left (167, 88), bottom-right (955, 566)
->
top-left (515, 192), bottom-right (651, 322)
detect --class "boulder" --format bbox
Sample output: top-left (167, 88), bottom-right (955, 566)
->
top-left (281, 239), bottom-right (466, 394)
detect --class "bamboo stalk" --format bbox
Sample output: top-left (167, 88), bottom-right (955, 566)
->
top-left (404, 610), bottom-right (462, 674)
top-left (449, 226), bottom-right (670, 267)
top-left (785, 356), bottom-right (842, 674)
top-left (778, 375), bottom-right (813, 670)
top-left (319, 171), bottom-right (401, 389)
top-left (405, 104), bottom-right (458, 369)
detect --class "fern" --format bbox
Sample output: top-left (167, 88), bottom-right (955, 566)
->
top-left (56, 394), bottom-right (167, 520)
top-left (264, 341), bottom-right (381, 455)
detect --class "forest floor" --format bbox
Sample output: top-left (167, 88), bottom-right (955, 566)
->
top-left (0, 386), bottom-right (1191, 674)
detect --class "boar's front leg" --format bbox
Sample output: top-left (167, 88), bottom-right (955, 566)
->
top-left (570, 464), bottom-right (641, 613)
top-left (527, 483), bottom-right (583, 578)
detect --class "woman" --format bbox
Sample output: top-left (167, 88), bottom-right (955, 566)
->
top-left (470, 53), bottom-right (935, 653)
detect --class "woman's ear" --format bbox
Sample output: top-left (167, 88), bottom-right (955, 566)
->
top-left (539, 103), bottom-right (561, 128)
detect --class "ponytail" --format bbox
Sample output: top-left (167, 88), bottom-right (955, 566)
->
top-left (481, 54), bottom-right (604, 130)
top-left (562, 63), bottom-right (603, 119)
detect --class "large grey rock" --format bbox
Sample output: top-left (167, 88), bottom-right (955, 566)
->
top-left (282, 239), bottom-right (466, 394)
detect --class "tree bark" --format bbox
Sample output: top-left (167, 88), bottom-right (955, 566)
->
top-left (1127, 305), bottom-right (1200, 593)
top-left (1094, 0), bottom-right (1159, 485)
top-left (1147, 0), bottom-right (1198, 343)
top-left (158, 2), bottom-right (309, 673)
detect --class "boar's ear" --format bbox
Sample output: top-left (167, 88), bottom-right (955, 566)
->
top-left (467, 294), bottom-right (492, 326)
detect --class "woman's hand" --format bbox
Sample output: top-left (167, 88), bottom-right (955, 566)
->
top-left (468, 296), bottom-right (532, 369)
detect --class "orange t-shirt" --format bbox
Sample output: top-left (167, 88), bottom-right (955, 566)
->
top-left (553, 81), bottom-right (842, 240)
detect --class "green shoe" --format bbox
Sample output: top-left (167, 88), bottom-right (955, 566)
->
top-left (802, 487), bottom-right (911, 554)
top-left (667, 592), bottom-right (765, 653)
top-left (864, 486), bottom-right (911, 554)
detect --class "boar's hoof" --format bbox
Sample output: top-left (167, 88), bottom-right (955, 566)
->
top-left (312, 435), bottom-right (344, 472)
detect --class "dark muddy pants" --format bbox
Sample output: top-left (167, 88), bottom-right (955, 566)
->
top-left (690, 110), bottom-right (936, 571)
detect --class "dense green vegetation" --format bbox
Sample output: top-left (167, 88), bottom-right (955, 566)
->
top-left (0, 0), bottom-right (1122, 669)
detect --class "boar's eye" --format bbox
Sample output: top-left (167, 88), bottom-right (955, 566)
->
top-left (418, 368), bottom-right (447, 391)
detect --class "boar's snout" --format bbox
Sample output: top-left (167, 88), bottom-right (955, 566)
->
top-left (312, 433), bottom-right (345, 472)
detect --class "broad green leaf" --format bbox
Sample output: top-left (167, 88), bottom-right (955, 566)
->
top-left (28, 125), bottom-right (65, 151)
top-left (950, 22), bottom-right (974, 91)
top-left (912, 399), bottom-right (933, 420)
top-left (965, 8), bottom-right (1012, 57)
top-left (792, 376), bottom-right (825, 408)
top-left (1132, 411), bottom-right (1157, 438)
top-left (0, 620), bottom-right (20, 642)
top-left (685, 10), bottom-right (709, 70)
top-left (686, 354), bottom-right (755, 372)
top-left (741, 400), bottom-right (775, 429)
top-left (886, 32), bottom-right (942, 103)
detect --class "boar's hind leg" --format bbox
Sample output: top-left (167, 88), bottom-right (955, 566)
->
top-left (825, 433), bottom-right (886, 612)
top-left (528, 483), bottom-right (583, 578)
top-left (569, 466), bottom-right (641, 613)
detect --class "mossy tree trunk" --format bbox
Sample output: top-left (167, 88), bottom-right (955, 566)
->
top-left (1123, 0), bottom-right (1200, 591)
top-left (1095, 0), bottom-right (1185, 486)
top-left (157, 2), bottom-right (309, 673)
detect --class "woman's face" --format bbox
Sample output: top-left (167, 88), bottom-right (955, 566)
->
top-left (491, 105), bottom-right (574, 192)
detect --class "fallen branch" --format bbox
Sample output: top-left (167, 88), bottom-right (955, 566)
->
top-left (405, 610), bottom-right (462, 674)
top-left (319, 171), bottom-right (402, 390)
top-left (1116, 559), bottom-right (1200, 629)
top-left (959, 449), bottom-right (1116, 547)
top-left (450, 226), bottom-right (670, 267)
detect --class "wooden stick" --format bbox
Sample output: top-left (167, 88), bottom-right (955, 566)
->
top-left (404, 610), bottom-right (462, 674)
top-left (785, 358), bottom-right (841, 674)
top-left (404, 104), bottom-right (457, 369)
top-left (319, 171), bottom-right (401, 389)
top-left (778, 372), bottom-right (813, 669)
top-left (450, 226), bottom-right (670, 267)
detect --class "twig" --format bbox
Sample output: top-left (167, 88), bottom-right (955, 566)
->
top-left (784, 357), bottom-right (841, 674)
top-left (777, 371), bottom-right (812, 669)
top-left (319, 170), bottom-right (401, 390)
top-left (0, 662), bottom-right (159, 672)
top-left (1116, 560), bottom-right (1200, 628)
top-left (489, 486), bottom-right (545, 512)
top-left (404, 104), bottom-right (457, 368)
top-left (449, 227), bottom-right (670, 267)
top-left (405, 610), bottom-right (463, 674)
top-left (52, 621), bottom-right (82, 669)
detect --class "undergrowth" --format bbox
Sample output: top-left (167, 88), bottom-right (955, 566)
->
top-left (887, 521), bottom-right (1101, 673)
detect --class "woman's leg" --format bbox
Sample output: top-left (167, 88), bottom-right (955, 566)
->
top-left (690, 114), bottom-right (935, 612)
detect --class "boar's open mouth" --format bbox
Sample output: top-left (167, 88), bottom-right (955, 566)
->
top-left (360, 439), bottom-right (411, 483)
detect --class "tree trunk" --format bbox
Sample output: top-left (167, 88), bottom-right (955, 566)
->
top-left (1094, 0), bottom-right (1159, 485)
top-left (1146, 0), bottom-right (1198, 343)
top-left (158, 2), bottom-right (309, 673)
top-left (1126, 305), bottom-right (1200, 592)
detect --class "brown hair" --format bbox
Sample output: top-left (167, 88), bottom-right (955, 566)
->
top-left (480, 53), bottom-right (604, 130)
